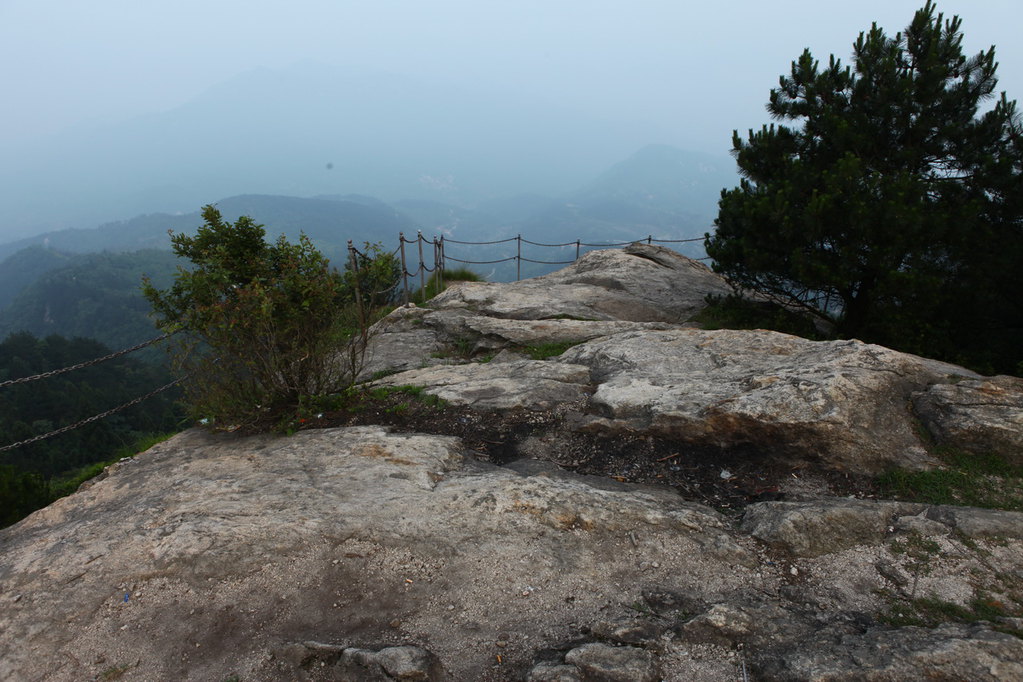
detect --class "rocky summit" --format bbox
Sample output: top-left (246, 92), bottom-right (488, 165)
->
top-left (3, 244), bottom-right (1023, 681)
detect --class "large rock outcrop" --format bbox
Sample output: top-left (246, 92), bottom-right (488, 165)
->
top-left (3, 244), bottom-right (1023, 681)
top-left (4, 426), bottom-right (1023, 681)
top-left (364, 244), bottom-right (1022, 475)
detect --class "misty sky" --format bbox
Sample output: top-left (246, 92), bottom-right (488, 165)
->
top-left (3, 0), bottom-right (1021, 151)
top-left (0, 0), bottom-right (1022, 244)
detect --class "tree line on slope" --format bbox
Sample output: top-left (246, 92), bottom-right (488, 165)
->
top-left (0, 332), bottom-right (184, 527)
top-left (707, 1), bottom-right (1022, 375)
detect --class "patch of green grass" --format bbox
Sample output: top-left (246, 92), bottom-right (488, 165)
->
top-left (369, 368), bottom-right (403, 381)
top-left (879, 593), bottom-right (1021, 635)
top-left (522, 341), bottom-right (582, 360)
top-left (430, 336), bottom-right (477, 359)
top-left (876, 448), bottom-right (1023, 511)
top-left (384, 384), bottom-right (446, 408)
top-left (409, 269), bottom-right (485, 304)
top-left (440, 267), bottom-right (484, 282)
top-left (276, 385), bottom-right (448, 433)
top-left (888, 533), bottom-right (941, 560)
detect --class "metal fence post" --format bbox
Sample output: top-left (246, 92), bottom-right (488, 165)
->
top-left (575, 239), bottom-right (580, 261)
top-left (417, 231), bottom-right (426, 296)
top-left (432, 237), bottom-right (443, 296)
top-left (398, 232), bottom-right (409, 305)
top-left (516, 234), bottom-right (521, 281)
top-left (347, 240), bottom-right (367, 334)
top-left (438, 236), bottom-right (446, 279)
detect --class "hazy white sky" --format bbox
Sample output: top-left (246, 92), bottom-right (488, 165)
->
top-left (2, 0), bottom-right (1021, 153)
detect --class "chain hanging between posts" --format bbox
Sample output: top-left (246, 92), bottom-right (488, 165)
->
top-left (0, 378), bottom-right (183, 453)
top-left (0, 332), bottom-right (176, 389)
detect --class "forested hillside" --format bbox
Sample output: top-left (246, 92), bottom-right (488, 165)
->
top-left (0, 250), bottom-right (180, 351)
top-left (0, 332), bottom-right (184, 526)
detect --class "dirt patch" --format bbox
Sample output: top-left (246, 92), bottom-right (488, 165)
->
top-left (290, 391), bottom-right (877, 514)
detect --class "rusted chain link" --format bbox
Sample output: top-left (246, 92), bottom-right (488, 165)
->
top-left (0, 377), bottom-right (183, 453)
top-left (0, 332), bottom-right (176, 389)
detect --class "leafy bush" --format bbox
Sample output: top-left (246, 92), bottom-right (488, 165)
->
top-left (143, 205), bottom-right (398, 426)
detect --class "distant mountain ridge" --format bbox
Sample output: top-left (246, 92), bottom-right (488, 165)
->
top-left (0, 62), bottom-right (670, 238)
top-left (0, 194), bottom-right (420, 264)
top-left (574, 144), bottom-right (737, 217)
top-left (0, 143), bottom-right (738, 346)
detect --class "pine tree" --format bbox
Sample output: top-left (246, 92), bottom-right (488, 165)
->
top-left (706, 1), bottom-right (1023, 373)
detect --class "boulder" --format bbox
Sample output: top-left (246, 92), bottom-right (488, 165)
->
top-left (360, 243), bottom-right (725, 380)
top-left (562, 642), bottom-right (659, 682)
top-left (914, 375), bottom-right (1023, 464)
top-left (560, 329), bottom-right (961, 473)
top-left (428, 243), bottom-right (732, 323)
top-left (741, 499), bottom-right (922, 557)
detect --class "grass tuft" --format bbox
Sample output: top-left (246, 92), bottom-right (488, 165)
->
top-left (522, 341), bottom-right (582, 360)
top-left (876, 448), bottom-right (1023, 511)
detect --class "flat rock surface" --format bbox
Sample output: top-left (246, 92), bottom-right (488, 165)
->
top-left (4, 427), bottom-right (1023, 681)
top-left (374, 359), bottom-right (591, 410)
top-left (0, 426), bottom-right (747, 682)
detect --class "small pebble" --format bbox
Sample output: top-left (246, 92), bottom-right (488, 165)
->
top-left (389, 619), bottom-right (401, 628)
top-left (790, 566), bottom-right (799, 576)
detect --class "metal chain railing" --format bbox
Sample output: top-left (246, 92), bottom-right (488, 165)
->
top-left (0, 377), bottom-right (183, 454)
top-left (1, 232), bottom-right (707, 452)
top-left (394, 231), bottom-right (713, 302)
top-left (0, 332), bottom-right (176, 389)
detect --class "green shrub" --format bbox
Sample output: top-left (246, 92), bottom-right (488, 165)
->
top-left (410, 267), bottom-right (484, 304)
top-left (143, 205), bottom-right (397, 427)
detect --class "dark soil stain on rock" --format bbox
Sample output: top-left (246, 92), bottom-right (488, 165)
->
top-left (300, 391), bottom-right (875, 513)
